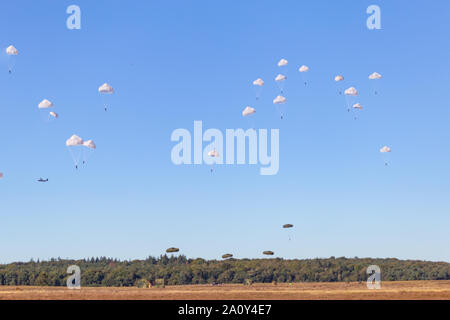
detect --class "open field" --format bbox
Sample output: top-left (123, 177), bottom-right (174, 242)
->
top-left (1, 281), bottom-right (450, 300)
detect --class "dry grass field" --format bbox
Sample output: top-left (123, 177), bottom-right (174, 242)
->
top-left (0, 280), bottom-right (449, 300)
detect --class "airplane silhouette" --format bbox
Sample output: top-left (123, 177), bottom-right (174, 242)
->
top-left (37, 178), bottom-right (48, 182)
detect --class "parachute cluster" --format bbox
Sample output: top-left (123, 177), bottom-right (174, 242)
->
top-left (0, 42), bottom-right (393, 260)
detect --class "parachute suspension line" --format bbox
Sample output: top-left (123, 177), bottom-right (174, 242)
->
top-left (67, 147), bottom-right (80, 170)
top-left (345, 95), bottom-right (351, 113)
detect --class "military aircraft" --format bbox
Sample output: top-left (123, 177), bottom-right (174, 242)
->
top-left (37, 178), bottom-right (48, 182)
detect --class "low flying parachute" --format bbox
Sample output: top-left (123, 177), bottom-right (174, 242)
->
top-left (98, 83), bottom-right (114, 111)
top-left (166, 247), bottom-right (180, 253)
top-left (253, 78), bottom-right (264, 100)
top-left (278, 58), bottom-right (288, 67)
top-left (283, 224), bottom-right (293, 240)
top-left (298, 65), bottom-right (309, 85)
top-left (242, 106), bottom-right (256, 117)
top-left (263, 251), bottom-right (274, 256)
top-left (6, 45), bottom-right (18, 74)
top-left (369, 72), bottom-right (382, 95)
top-left (222, 254), bottom-right (233, 259)
top-left (380, 146), bottom-right (391, 166)
top-left (49, 111), bottom-right (58, 118)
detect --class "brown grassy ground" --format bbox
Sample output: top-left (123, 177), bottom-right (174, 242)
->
top-left (1, 281), bottom-right (449, 300)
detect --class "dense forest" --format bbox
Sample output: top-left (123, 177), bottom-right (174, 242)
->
top-left (0, 256), bottom-right (449, 286)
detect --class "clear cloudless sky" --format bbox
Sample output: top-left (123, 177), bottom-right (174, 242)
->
top-left (1, 0), bottom-right (450, 263)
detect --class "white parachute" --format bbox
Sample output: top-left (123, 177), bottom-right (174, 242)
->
top-left (369, 72), bottom-right (382, 80)
top-left (335, 75), bottom-right (345, 95)
top-left (275, 74), bottom-right (287, 93)
top-left (6, 45), bottom-right (18, 74)
top-left (277, 58), bottom-right (288, 67)
top-left (273, 95), bottom-right (286, 119)
top-left (273, 95), bottom-right (286, 104)
top-left (352, 103), bottom-right (363, 120)
top-left (253, 78), bottom-right (264, 100)
top-left (38, 99), bottom-right (57, 123)
top-left (369, 72), bottom-right (382, 95)
top-left (66, 135), bottom-right (96, 169)
top-left (98, 83), bottom-right (114, 111)
top-left (298, 65), bottom-right (309, 85)
top-left (344, 87), bottom-right (358, 112)
top-left (38, 99), bottom-right (53, 109)
top-left (344, 87), bottom-right (358, 96)
top-left (380, 146), bottom-right (391, 166)
top-left (253, 78), bottom-right (264, 86)
top-left (242, 106), bottom-right (256, 117)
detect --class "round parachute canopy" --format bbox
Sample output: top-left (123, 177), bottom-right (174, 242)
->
top-left (208, 150), bottom-right (219, 158)
top-left (298, 65), bottom-right (309, 73)
top-left (273, 95), bottom-right (286, 104)
top-left (263, 251), bottom-right (274, 256)
top-left (344, 87), bottom-right (358, 96)
top-left (369, 72), bottom-right (382, 80)
top-left (335, 75), bottom-right (344, 82)
top-left (275, 74), bottom-right (286, 82)
top-left (380, 146), bottom-right (391, 153)
top-left (166, 247), bottom-right (179, 253)
top-left (49, 111), bottom-right (58, 118)
top-left (242, 106), bottom-right (256, 117)
top-left (282, 224), bottom-right (293, 229)
top-left (66, 134), bottom-right (84, 147)
top-left (253, 78), bottom-right (264, 86)
top-left (6, 45), bottom-right (18, 55)
top-left (278, 59), bottom-right (288, 67)
top-left (222, 254), bottom-right (233, 259)
top-left (98, 83), bottom-right (114, 94)
top-left (83, 140), bottom-right (96, 149)
top-left (38, 99), bottom-right (54, 109)
top-left (353, 103), bottom-right (363, 110)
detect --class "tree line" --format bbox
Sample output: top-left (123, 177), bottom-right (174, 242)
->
top-left (0, 256), bottom-right (449, 286)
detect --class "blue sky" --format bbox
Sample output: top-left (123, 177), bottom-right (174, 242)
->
top-left (1, 0), bottom-right (450, 263)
